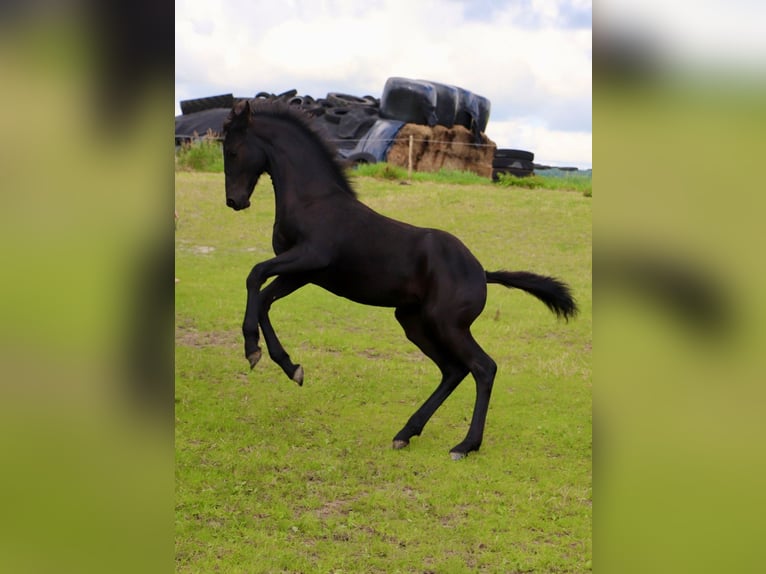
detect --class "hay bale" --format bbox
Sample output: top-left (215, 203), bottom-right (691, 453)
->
top-left (385, 124), bottom-right (496, 178)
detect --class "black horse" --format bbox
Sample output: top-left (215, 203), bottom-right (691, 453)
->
top-left (222, 100), bottom-right (577, 459)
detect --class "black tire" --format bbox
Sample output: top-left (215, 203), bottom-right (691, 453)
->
top-left (346, 152), bottom-right (378, 165)
top-left (274, 89), bottom-right (298, 102)
top-left (337, 108), bottom-right (378, 139)
top-left (288, 95), bottom-right (316, 108)
top-left (492, 158), bottom-right (534, 170)
top-left (493, 167), bottom-right (534, 180)
top-left (180, 94), bottom-right (234, 115)
top-left (324, 107), bottom-right (351, 124)
top-left (303, 105), bottom-right (327, 118)
top-left (327, 93), bottom-right (377, 107)
top-left (495, 148), bottom-right (534, 162)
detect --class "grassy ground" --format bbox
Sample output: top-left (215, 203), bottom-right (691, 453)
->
top-left (175, 171), bottom-right (592, 572)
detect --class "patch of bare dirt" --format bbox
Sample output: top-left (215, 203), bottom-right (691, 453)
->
top-left (176, 325), bottom-right (239, 348)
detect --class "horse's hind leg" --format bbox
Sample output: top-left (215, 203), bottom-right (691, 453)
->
top-left (392, 307), bottom-right (470, 449)
top-left (439, 326), bottom-right (497, 459)
top-left (257, 275), bottom-right (307, 385)
top-left (393, 304), bottom-right (497, 458)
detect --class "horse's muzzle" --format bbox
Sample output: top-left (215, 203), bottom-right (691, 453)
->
top-left (226, 198), bottom-right (250, 211)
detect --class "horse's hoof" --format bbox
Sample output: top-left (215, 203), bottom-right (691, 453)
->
top-left (247, 349), bottom-right (262, 370)
top-left (450, 451), bottom-right (467, 461)
top-left (292, 365), bottom-right (304, 386)
top-left (392, 439), bottom-right (409, 450)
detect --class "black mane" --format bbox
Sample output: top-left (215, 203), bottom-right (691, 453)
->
top-left (225, 99), bottom-right (357, 198)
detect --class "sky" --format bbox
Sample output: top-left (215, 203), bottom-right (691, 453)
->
top-left (176, 0), bottom-right (592, 169)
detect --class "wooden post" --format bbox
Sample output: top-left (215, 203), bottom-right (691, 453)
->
top-left (408, 134), bottom-right (413, 181)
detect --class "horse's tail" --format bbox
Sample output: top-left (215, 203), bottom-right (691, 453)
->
top-left (486, 270), bottom-right (578, 321)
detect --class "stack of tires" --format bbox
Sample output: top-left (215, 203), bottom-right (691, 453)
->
top-left (301, 92), bottom-right (382, 160)
top-left (175, 89), bottom-right (390, 164)
top-left (175, 79), bottom-right (494, 167)
top-left (179, 93), bottom-right (234, 116)
top-left (492, 149), bottom-right (535, 180)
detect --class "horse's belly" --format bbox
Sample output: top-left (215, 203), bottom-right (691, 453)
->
top-left (313, 274), bottom-right (420, 308)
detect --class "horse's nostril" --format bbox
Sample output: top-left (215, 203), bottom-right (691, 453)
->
top-left (226, 198), bottom-right (237, 209)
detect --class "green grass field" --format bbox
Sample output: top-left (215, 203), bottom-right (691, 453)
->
top-left (175, 171), bottom-right (592, 572)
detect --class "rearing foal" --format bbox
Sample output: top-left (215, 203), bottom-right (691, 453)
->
top-left (222, 100), bottom-right (577, 459)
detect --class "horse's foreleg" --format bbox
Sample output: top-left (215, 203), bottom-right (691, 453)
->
top-left (242, 247), bottom-right (326, 372)
top-left (242, 285), bottom-right (262, 369)
top-left (257, 275), bottom-right (308, 385)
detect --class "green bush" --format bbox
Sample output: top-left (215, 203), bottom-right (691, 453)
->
top-left (351, 162), bottom-right (407, 180)
top-left (175, 137), bottom-right (224, 172)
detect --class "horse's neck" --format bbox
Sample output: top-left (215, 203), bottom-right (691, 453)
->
top-left (260, 120), bottom-right (346, 205)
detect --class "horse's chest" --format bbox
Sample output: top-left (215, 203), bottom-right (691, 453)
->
top-left (272, 234), bottom-right (290, 254)
top-left (271, 222), bottom-right (297, 254)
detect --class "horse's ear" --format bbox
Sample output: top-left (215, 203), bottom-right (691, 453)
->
top-left (230, 100), bottom-right (251, 128)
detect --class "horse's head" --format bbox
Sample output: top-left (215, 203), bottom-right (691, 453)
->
top-left (222, 100), bottom-right (268, 211)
